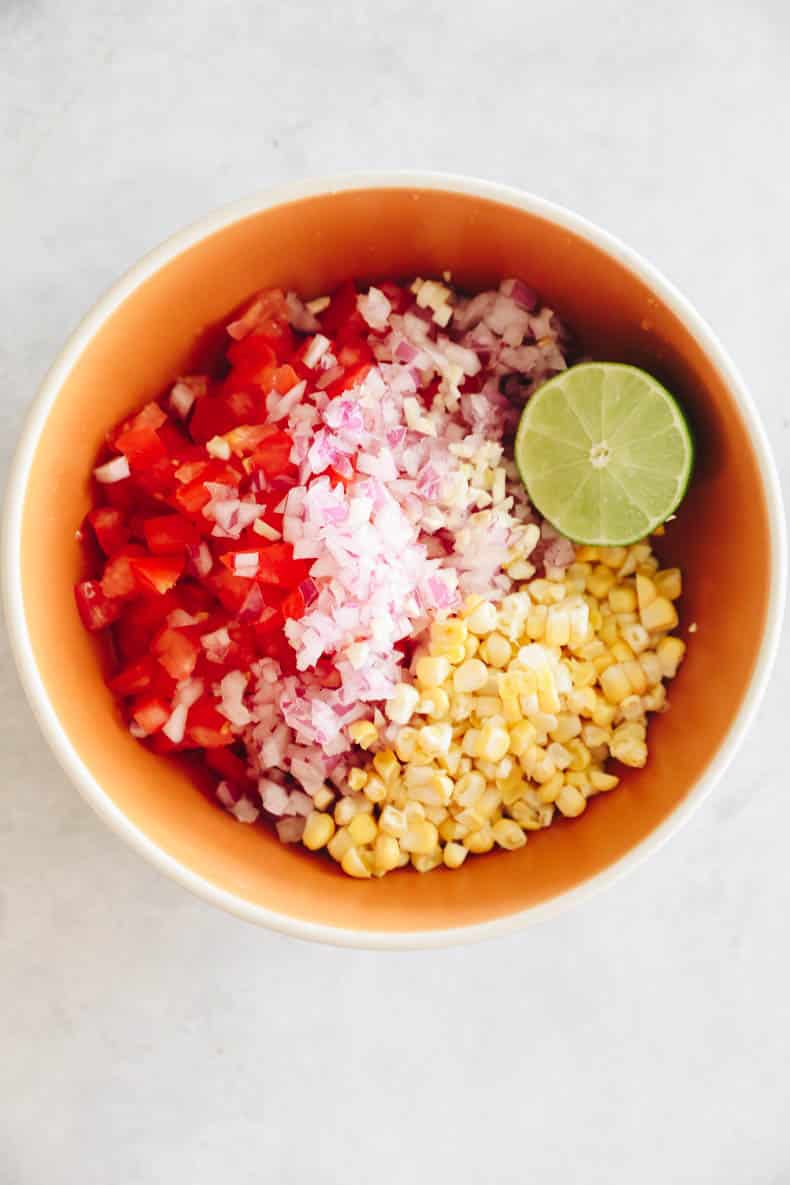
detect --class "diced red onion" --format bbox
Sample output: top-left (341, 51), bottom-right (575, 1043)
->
top-left (94, 455), bottom-right (130, 484)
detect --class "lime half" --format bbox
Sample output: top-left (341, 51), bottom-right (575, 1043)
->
top-left (514, 362), bottom-right (694, 546)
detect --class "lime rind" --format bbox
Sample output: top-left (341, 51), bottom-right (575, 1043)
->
top-left (514, 362), bottom-right (694, 547)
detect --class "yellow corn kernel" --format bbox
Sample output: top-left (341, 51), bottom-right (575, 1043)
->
top-left (508, 719), bottom-right (537, 757)
top-left (592, 697), bottom-right (617, 727)
top-left (531, 753), bottom-right (557, 785)
top-left (643, 684), bottom-right (667, 712)
top-left (341, 846), bottom-right (371, 878)
top-left (566, 738), bottom-right (591, 771)
top-left (455, 770), bottom-right (486, 806)
top-left (657, 635), bottom-right (686, 678)
top-left (509, 801), bottom-right (544, 830)
top-left (334, 795), bottom-right (366, 826)
top-left (401, 819), bottom-right (439, 855)
top-left (373, 749), bottom-right (400, 784)
top-left (587, 565), bottom-right (616, 598)
top-left (404, 799), bottom-right (426, 822)
top-left (655, 568), bottom-right (682, 600)
top-left (611, 640), bottom-right (635, 663)
top-left (348, 813), bottom-right (377, 846)
top-left (499, 769), bottom-right (527, 806)
top-left (566, 686), bottom-right (598, 717)
top-left (430, 618), bottom-right (468, 650)
top-left (576, 545), bottom-right (600, 562)
top-left (347, 768), bottom-right (368, 792)
top-left (492, 818), bottom-right (527, 850)
top-left (443, 841), bottom-right (468, 869)
top-left (609, 584), bottom-right (637, 614)
top-left (589, 769), bottom-right (619, 793)
top-left (365, 775), bottom-right (388, 804)
top-left (463, 635), bottom-right (480, 658)
top-left (302, 811), bottom-right (336, 851)
top-left (419, 722), bottom-right (452, 756)
top-left (394, 726), bottom-right (419, 763)
top-left (379, 804), bottom-right (407, 839)
top-left (461, 728), bottom-right (481, 756)
top-left (641, 596), bottom-right (679, 632)
top-left (621, 622), bottom-right (650, 654)
top-left (636, 572), bottom-right (657, 612)
top-left (545, 606), bottom-right (571, 647)
top-left (348, 720), bottom-right (378, 749)
top-left (556, 785), bottom-right (587, 818)
top-left (599, 616), bottom-right (619, 648)
top-left (453, 658), bottom-right (489, 693)
top-left (600, 664), bottom-right (632, 704)
top-left (565, 771), bottom-right (591, 791)
top-left (415, 655), bottom-right (451, 687)
top-left (640, 651), bottom-right (663, 686)
top-left (610, 723), bottom-right (648, 767)
top-left (464, 825), bottom-right (495, 854)
top-left (424, 688), bottom-right (451, 718)
top-left (385, 682), bottom-right (420, 725)
top-left (327, 825), bottom-right (354, 862)
top-left (476, 722), bottom-right (510, 762)
top-left (412, 851), bottom-right (443, 873)
top-left (473, 695), bottom-right (503, 719)
top-left (620, 695), bottom-right (645, 721)
top-left (465, 600), bottom-right (498, 635)
top-left (548, 713), bottom-right (581, 744)
top-left (481, 632), bottom-right (511, 668)
top-left (538, 771), bottom-right (565, 804)
top-left (582, 723), bottom-right (610, 749)
top-left (599, 546), bottom-right (629, 569)
top-left (536, 668), bottom-right (560, 713)
top-left (526, 603), bottom-right (548, 639)
top-left (571, 660), bottom-right (597, 688)
top-left (439, 818), bottom-right (465, 842)
top-left (623, 660), bottom-right (647, 695)
top-left (313, 786), bottom-right (334, 811)
top-left (423, 803), bottom-right (449, 825)
top-left (374, 833), bottom-right (401, 874)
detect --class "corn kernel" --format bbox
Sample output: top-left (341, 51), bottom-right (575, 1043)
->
top-left (565, 771), bottom-right (590, 791)
top-left (475, 722), bottom-right (510, 762)
top-left (609, 584), bottom-right (637, 613)
top-left (655, 568), bottom-right (682, 600)
top-left (538, 771), bottom-right (565, 804)
top-left (313, 786), bottom-right (334, 811)
top-left (464, 635), bottom-right (480, 658)
top-left (439, 818), bottom-right (465, 842)
top-left (374, 833), bottom-right (401, 873)
top-left (599, 546), bottom-right (628, 569)
top-left (348, 813), bottom-right (377, 846)
top-left (327, 826), bottom-right (354, 862)
top-left (347, 768), bottom-right (368, 793)
top-left (481, 632), bottom-right (511, 668)
top-left (592, 698), bottom-right (617, 727)
top-left (363, 775), bottom-right (387, 804)
top-left (640, 651), bottom-right (663, 686)
top-left (348, 720), bottom-right (378, 749)
top-left (404, 799), bottom-right (426, 822)
top-left (565, 738), bottom-right (591, 771)
top-left (641, 596), bottom-right (679, 632)
top-left (611, 639), bottom-right (634, 663)
top-left (587, 565), bottom-right (616, 598)
top-left (556, 785), bottom-right (587, 817)
top-left (600, 663), bottom-right (631, 704)
top-left (334, 796), bottom-right (365, 825)
top-left (621, 622), bottom-right (650, 654)
top-left (550, 713), bottom-right (582, 743)
top-left (443, 841), bottom-right (468, 868)
top-left (509, 719), bottom-right (537, 757)
top-left (636, 572), bottom-right (657, 611)
top-left (401, 819), bottom-right (439, 855)
top-left (373, 749), bottom-right (400, 784)
top-left (657, 635), bottom-right (686, 678)
top-left (412, 851), bottom-right (443, 873)
top-left (379, 805), bottom-right (407, 839)
top-left (415, 655), bottom-right (450, 687)
top-left (302, 811), bottom-right (335, 851)
top-left (466, 600), bottom-right (498, 635)
top-left (526, 604), bottom-right (548, 639)
top-left (341, 846), bottom-right (371, 878)
top-left (453, 658), bottom-right (488, 693)
top-left (582, 723), bottom-right (610, 749)
top-left (419, 722), bottom-right (452, 756)
top-left (589, 769), bottom-right (620, 792)
top-left (385, 682), bottom-right (420, 724)
top-left (430, 618), bottom-right (468, 649)
top-left (464, 825), bottom-right (495, 853)
top-left (492, 818), bottom-right (527, 850)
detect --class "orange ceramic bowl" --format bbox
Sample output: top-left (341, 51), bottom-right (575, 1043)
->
top-left (4, 174), bottom-right (786, 947)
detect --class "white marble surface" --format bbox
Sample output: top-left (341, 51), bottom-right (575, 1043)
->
top-left (2, 2), bottom-right (789, 1181)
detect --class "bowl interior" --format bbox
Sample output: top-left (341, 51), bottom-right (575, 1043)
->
top-left (17, 186), bottom-right (772, 936)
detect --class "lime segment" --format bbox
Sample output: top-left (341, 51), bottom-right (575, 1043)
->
top-left (514, 363), bottom-right (694, 546)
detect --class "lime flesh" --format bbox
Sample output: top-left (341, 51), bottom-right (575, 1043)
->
top-left (514, 362), bottom-right (694, 546)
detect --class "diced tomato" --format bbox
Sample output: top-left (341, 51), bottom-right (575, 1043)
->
top-left (320, 279), bottom-right (363, 335)
top-left (101, 476), bottom-right (136, 512)
top-left (108, 656), bottom-right (154, 696)
top-left (87, 507), bottom-right (129, 556)
top-left (281, 587), bottom-right (306, 620)
top-left (143, 515), bottom-right (200, 554)
top-left (101, 550), bottom-right (142, 599)
top-left (75, 580), bottom-right (122, 631)
top-left (323, 361), bottom-right (372, 400)
top-left (204, 746), bottom-right (253, 787)
top-left (247, 428), bottom-right (294, 478)
top-left (272, 364), bottom-right (300, 394)
top-left (337, 339), bottom-right (374, 369)
top-left (186, 698), bottom-right (234, 748)
top-left (152, 627), bottom-right (200, 680)
top-left (116, 425), bottom-right (168, 471)
top-left (130, 694), bottom-right (170, 736)
top-left (126, 401), bottom-right (167, 433)
top-left (377, 280), bottom-right (409, 313)
top-left (205, 566), bottom-right (254, 613)
top-left (129, 554), bottom-right (184, 595)
top-left (189, 395), bottom-right (241, 444)
top-left (157, 420), bottom-right (204, 463)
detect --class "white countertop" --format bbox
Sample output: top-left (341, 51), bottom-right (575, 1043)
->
top-left (2, 2), bottom-right (789, 1181)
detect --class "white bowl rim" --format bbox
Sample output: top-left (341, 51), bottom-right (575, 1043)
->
top-left (3, 170), bottom-right (786, 949)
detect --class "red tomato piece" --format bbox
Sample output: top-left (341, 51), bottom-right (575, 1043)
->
top-left (189, 396), bottom-right (239, 444)
top-left (205, 567), bottom-right (254, 613)
top-left (108, 656), bottom-right (154, 696)
top-left (116, 425), bottom-right (168, 471)
top-left (143, 515), bottom-right (200, 554)
top-left (186, 698), bottom-right (234, 748)
top-left (320, 279), bottom-right (363, 335)
top-left (101, 551), bottom-right (141, 599)
top-left (131, 694), bottom-right (170, 736)
top-left (247, 429), bottom-right (294, 477)
top-left (74, 580), bottom-right (123, 632)
top-left (87, 507), bottom-right (129, 556)
top-left (129, 554), bottom-right (184, 595)
top-left (152, 627), bottom-right (200, 680)
top-left (204, 746), bottom-right (253, 787)
top-left (281, 587), bottom-right (306, 621)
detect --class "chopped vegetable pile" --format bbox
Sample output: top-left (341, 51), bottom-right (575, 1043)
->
top-left (76, 274), bottom-right (687, 877)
